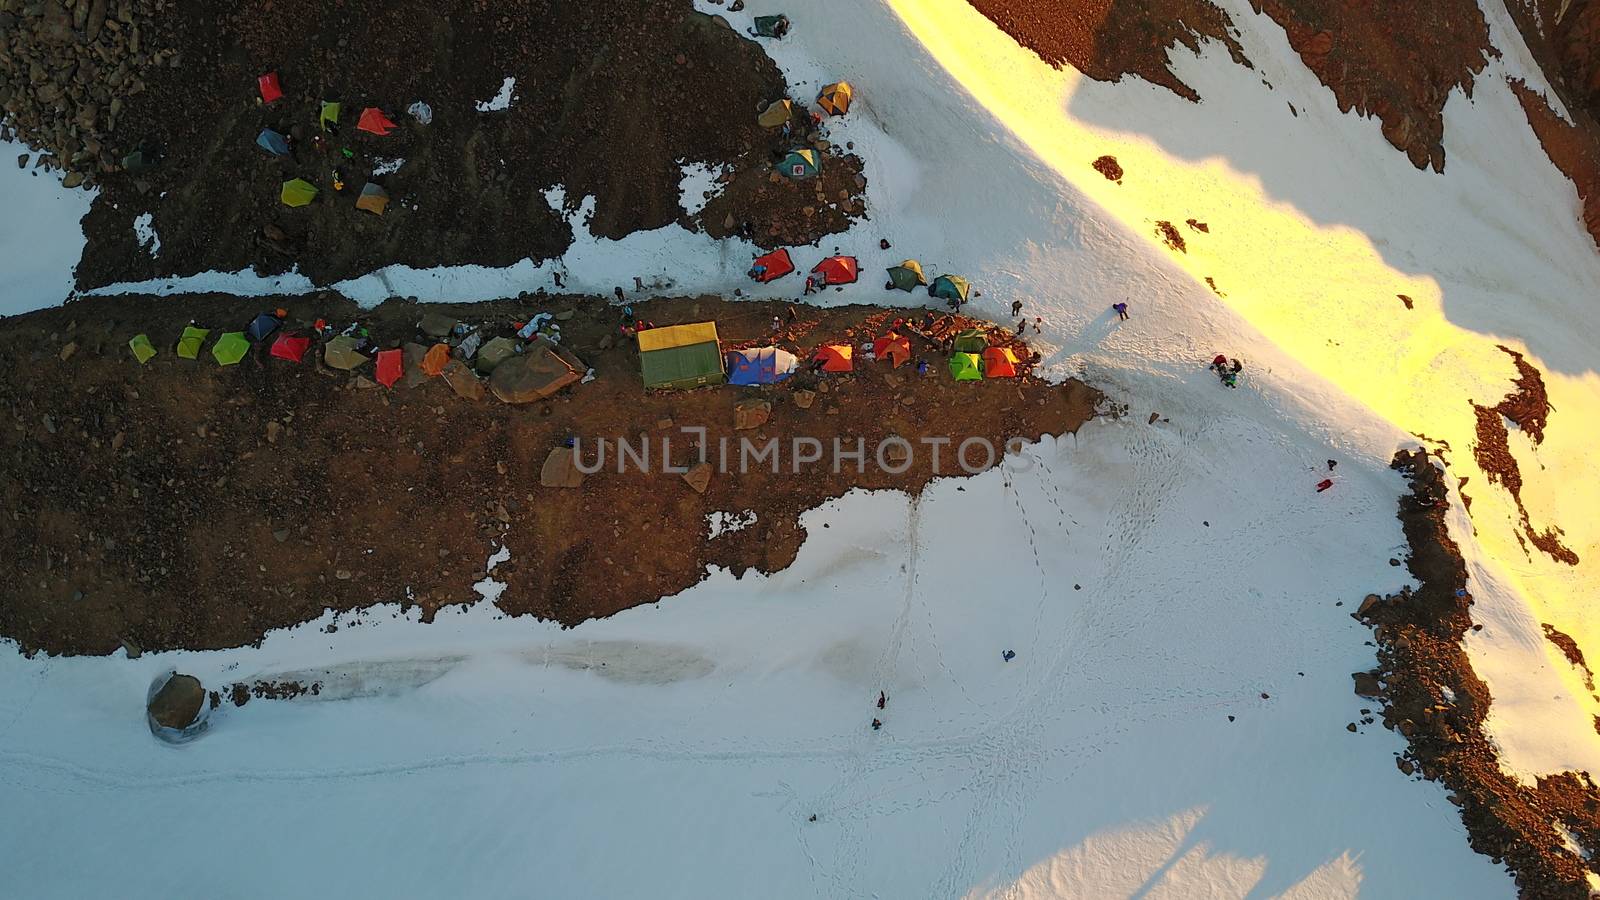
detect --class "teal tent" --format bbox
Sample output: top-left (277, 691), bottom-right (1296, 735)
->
top-left (779, 148), bottom-right (820, 180)
top-left (257, 129), bottom-right (290, 156)
top-left (930, 274), bottom-right (971, 304)
top-left (752, 14), bottom-right (790, 38)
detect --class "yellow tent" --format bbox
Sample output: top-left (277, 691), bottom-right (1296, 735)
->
top-left (128, 334), bottom-right (157, 364)
top-left (757, 99), bottom-right (793, 128)
top-left (324, 334), bottom-right (370, 370)
top-left (281, 178), bottom-right (318, 207)
top-left (818, 81), bottom-right (853, 116)
top-left (320, 101), bottom-right (341, 131)
top-left (176, 325), bottom-right (209, 360)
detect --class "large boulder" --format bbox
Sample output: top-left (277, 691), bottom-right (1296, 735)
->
top-left (734, 400), bottom-right (772, 431)
top-left (539, 447), bottom-right (585, 488)
top-left (147, 673), bottom-right (205, 730)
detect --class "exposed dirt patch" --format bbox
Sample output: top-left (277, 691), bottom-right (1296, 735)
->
top-left (964, 0), bottom-right (1252, 102)
top-left (42, 0), bottom-right (861, 289)
top-left (0, 292), bottom-right (1096, 656)
top-left (1091, 154), bottom-right (1124, 183)
top-left (1356, 448), bottom-right (1600, 899)
top-left (234, 679), bottom-right (321, 703)
top-left (1154, 220), bottom-right (1187, 253)
top-left (694, 151), bottom-right (868, 249)
top-left (1398, 293), bottom-right (1415, 310)
top-left (1184, 218), bottom-right (1209, 233)
top-left (1470, 346), bottom-right (1576, 565)
top-left (1542, 623), bottom-right (1594, 691)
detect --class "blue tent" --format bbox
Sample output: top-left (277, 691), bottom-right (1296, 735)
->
top-left (257, 128), bottom-right (290, 157)
top-left (726, 346), bottom-right (799, 385)
top-left (247, 312), bottom-right (282, 341)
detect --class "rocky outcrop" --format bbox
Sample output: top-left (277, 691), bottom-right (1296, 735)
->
top-left (0, 0), bottom-right (177, 186)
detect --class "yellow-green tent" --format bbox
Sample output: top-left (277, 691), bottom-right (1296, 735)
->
top-left (177, 325), bottom-right (209, 359)
top-left (324, 334), bottom-right (370, 370)
top-left (757, 99), bottom-right (793, 128)
top-left (818, 81), bottom-right (853, 116)
top-left (128, 334), bottom-right (157, 364)
top-left (638, 322), bottom-right (724, 389)
top-left (320, 101), bottom-right (341, 131)
top-left (212, 332), bottom-right (250, 366)
top-left (281, 178), bottom-right (318, 207)
top-left (949, 352), bottom-right (982, 381)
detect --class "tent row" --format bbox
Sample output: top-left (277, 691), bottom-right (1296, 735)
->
top-left (749, 249), bottom-right (971, 304)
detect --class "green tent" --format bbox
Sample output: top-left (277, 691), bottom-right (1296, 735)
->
top-left (128, 334), bottom-right (157, 365)
top-left (475, 336), bottom-right (519, 374)
top-left (121, 150), bottom-right (154, 173)
top-left (320, 101), bottom-right (342, 132)
top-left (930, 274), bottom-right (971, 304)
top-left (177, 325), bottom-right (209, 360)
top-left (281, 178), bottom-right (318, 207)
top-left (752, 14), bottom-right (789, 38)
top-left (953, 328), bottom-right (988, 354)
top-left (778, 148), bottom-right (820, 180)
top-left (949, 352), bottom-right (982, 381)
top-left (212, 332), bottom-right (250, 366)
top-left (638, 322), bottom-right (724, 390)
top-left (886, 259), bottom-right (927, 292)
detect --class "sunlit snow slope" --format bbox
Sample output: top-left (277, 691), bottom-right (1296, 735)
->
top-left (2, 0), bottom-right (1597, 896)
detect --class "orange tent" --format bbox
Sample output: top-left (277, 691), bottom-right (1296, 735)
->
top-left (875, 335), bottom-right (912, 368)
top-left (812, 255), bottom-right (858, 285)
top-left (269, 332), bottom-right (311, 363)
top-left (357, 107), bottom-right (398, 136)
top-left (983, 346), bottom-right (1019, 378)
top-left (750, 248), bottom-right (794, 283)
top-left (375, 348), bottom-right (403, 387)
top-left (815, 344), bottom-right (853, 372)
top-left (420, 343), bottom-right (451, 377)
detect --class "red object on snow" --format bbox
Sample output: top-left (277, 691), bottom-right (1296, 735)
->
top-left (258, 72), bottom-right (283, 104)
top-left (812, 255), bottom-right (859, 285)
top-left (750, 248), bottom-right (795, 283)
top-left (357, 108), bottom-right (398, 136)
top-left (269, 332), bottom-right (311, 363)
top-left (375, 348), bottom-right (403, 387)
top-left (1316, 479), bottom-right (1334, 493)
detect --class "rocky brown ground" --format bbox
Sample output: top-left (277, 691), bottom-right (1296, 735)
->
top-left (0, 291), bottom-right (1096, 656)
top-left (3, 0), bottom-right (865, 289)
top-left (967, 0), bottom-right (1494, 171)
top-left (1356, 449), bottom-right (1600, 899)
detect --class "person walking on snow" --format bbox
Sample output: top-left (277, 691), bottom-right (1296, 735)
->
top-left (1113, 302), bottom-right (1129, 321)
top-left (871, 718), bottom-right (883, 731)
top-left (1011, 300), bottom-right (1023, 317)
top-left (877, 691), bottom-right (887, 710)
top-left (1002, 650), bottom-right (1016, 662)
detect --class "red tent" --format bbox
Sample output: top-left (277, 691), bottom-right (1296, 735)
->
top-left (358, 108), bottom-right (398, 136)
top-left (269, 332), bottom-right (311, 363)
top-left (749, 248), bottom-right (795, 283)
top-left (983, 346), bottom-right (1019, 378)
top-left (258, 72), bottom-right (283, 104)
top-left (815, 344), bottom-right (853, 372)
top-left (375, 348), bottom-right (403, 387)
top-left (812, 255), bottom-right (859, 285)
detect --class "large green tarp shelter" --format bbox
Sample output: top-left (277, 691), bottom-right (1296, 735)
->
top-left (638, 322), bottom-right (724, 390)
top-left (930, 274), bottom-right (971, 304)
top-left (212, 332), bottom-right (250, 366)
top-left (177, 325), bottom-right (209, 359)
top-left (128, 334), bottom-right (157, 365)
top-left (949, 352), bottom-right (982, 381)
top-left (953, 328), bottom-right (989, 354)
top-left (886, 259), bottom-right (927, 292)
